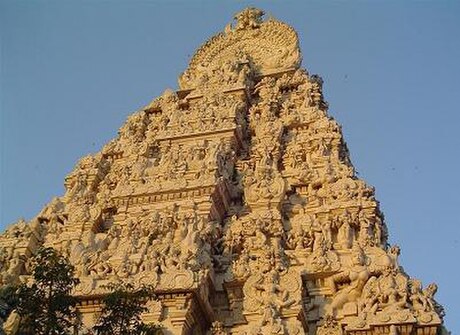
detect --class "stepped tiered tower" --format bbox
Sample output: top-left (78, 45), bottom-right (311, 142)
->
top-left (0, 8), bottom-right (446, 335)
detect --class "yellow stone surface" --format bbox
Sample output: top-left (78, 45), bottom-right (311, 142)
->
top-left (0, 8), bottom-right (446, 335)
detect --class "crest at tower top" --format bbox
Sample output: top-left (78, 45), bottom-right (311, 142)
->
top-left (179, 7), bottom-right (302, 90)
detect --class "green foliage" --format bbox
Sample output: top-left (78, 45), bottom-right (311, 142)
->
top-left (0, 285), bottom-right (19, 319)
top-left (93, 282), bottom-right (161, 335)
top-left (16, 247), bottom-right (80, 335)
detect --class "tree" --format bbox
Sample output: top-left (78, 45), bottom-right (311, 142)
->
top-left (0, 285), bottom-right (18, 321)
top-left (93, 282), bottom-right (161, 335)
top-left (0, 284), bottom-right (19, 335)
top-left (16, 247), bottom-right (80, 335)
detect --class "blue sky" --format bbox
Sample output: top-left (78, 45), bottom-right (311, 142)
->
top-left (1, 0), bottom-right (459, 331)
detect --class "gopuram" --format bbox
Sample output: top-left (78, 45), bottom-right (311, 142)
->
top-left (0, 8), bottom-right (447, 335)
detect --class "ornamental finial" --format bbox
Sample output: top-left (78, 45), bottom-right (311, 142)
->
top-left (233, 7), bottom-right (265, 31)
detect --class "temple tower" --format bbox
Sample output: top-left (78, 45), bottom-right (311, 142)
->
top-left (0, 8), bottom-right (446, 335)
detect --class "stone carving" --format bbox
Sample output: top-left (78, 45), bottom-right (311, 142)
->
top-left (243, 269), bottom-right (298, 317)
top-left (2, 310), bottom-right (21, 335)
top-left (233, 7), bottom-right (264, 31)
top-left (0, 7), bottom-right (446, 335)
top-left (179, 8), bottom-right (301, 90)
top-left (209, 321), bottom-right (227, 335)
top-left (328, 246), bottom-right (374, 316)
top-left (316, 315), bottom-right (342, 335)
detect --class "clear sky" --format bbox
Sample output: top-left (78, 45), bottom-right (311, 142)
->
top-left (1, 0), bottom-right (459, 331)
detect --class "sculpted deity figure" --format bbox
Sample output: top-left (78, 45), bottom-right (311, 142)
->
top-left (231, 248), bottom-right (251, 280)
top-left (409, 280), bottom-right (438, 314)
top-left (288, 208), bottom-right (315, 252)
top-left (328, 246), bottom-right (373, 316)
top-left (387, 244), bottom-right (401, 269)
top-left (321, 215), bottom-right (333, 250)
top-left (357, 210), bottom-right (373, 248)
top-left (141, 251), bottom-right (161, 274)
top-left (376, 267), bottom-right (407, 312)
top-left (337, 210), bottom-right (353, 249)
top-left (311, 215), bottom-right (327, 252)
top-left (159, 89), bottom-right (180, 115)
top-left (309, 240), bottom-right (330, 271)
top-left (287, 226), bottom-right (306, 251)
top-left (118, 112), bottom-right (147, 145)
top-left (373, 215), bottom-right (384, 247)
top-left (355, 265), bottom-right (411, 321)
top-left (253, 270), bottom-right (295, 327)
top-left (253, 77), bottom-right (281, 115)
top-left (245, 163), bottom-right (285, 207)
top-left (307, 75), bottom-right (326, 108)
top-left (357, 276), bottom-right (380, 318)
top-left (246, 224), bottom-right (267, 250)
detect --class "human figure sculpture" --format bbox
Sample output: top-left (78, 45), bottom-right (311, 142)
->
top-left (328, 246), bottom-right (372, 316)
top-left (337, 210), bottom-right (353, 249)
top-left (254, 270), bottom-right (294, 327)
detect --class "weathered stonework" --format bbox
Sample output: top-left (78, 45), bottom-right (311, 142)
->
top-left (0, 8), bottom-right (447, 335)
